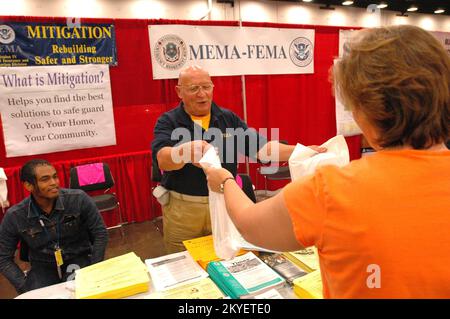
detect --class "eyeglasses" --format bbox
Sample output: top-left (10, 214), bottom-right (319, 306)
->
top-left (177, 83), bottom-right (214, 94)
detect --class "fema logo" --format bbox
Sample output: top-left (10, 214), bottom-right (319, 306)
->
top-left (289, 37), bottom-right (313, 67)
top-left (0, 25), bottom-right (15, 44)
top-left (154, 34), bottom-right (187, 70)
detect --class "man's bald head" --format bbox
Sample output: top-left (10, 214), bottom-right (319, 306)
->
top-left (178, 65), bottom-right (211, 85)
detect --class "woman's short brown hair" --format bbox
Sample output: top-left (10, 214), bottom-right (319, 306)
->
top-left (333, 25), bottom-right (450, 149)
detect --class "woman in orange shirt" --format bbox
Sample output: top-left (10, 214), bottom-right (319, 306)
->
top-left (203, 25), bottom-right (450, 298)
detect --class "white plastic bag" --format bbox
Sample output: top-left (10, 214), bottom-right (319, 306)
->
top-left (0, 168), bottom-right (9, 211)
top-left (152, 185), bottom-right (169, 206)
top-left (288, 135), bottom-right (350, 181)
top-left (199, 148), bottom-right (242, 260)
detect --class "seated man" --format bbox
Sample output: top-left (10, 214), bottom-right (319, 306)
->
top-left (0, 159), bottom-right (108, 294)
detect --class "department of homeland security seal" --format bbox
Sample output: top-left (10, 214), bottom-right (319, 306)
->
top-left (289, 37), bottom-right (313, 67)
top-left (153, 34), bottom-right (187, 70)
top-left (0, 25), bottom-right (15, 44)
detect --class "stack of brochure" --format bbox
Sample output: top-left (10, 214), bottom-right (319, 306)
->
top-left (259, 252), bottom-right (308, 285)
top-left (145, 251), bottom-right (209, 292)
top-left (183, 235), bottom-right (247, 269)
top-left (145, 277), bottom-right (225, 299)
top-left (75, 252), bottom-right (150, 299)
top-left (207, 252), bottom-right (285, 299)
top-left (293, 270), bottom-right (323, 299)
top-left (282, 247), bottom-right (320, 273)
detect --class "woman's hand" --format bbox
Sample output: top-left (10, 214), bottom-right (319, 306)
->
top-left (308, 145), bottom-right (327, 153)
top-left (203, 167), bottom-right (234, 193)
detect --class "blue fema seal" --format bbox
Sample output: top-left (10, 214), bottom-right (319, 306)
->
top-left (289, 37), bottom-right (313, 67)
top-left (0, 25), bottom-right (15, 44)
top-left (154, 34), bottom-right (187, 70)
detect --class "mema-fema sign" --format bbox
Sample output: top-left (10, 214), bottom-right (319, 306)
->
top-left (149, 25), bottom-right (315, 79)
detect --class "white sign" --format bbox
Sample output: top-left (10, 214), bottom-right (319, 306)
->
top-left (338, 29), bottom-right (356, 58)
top-left (0, 64), bottom-right (116, 157)
top-left (148, 25), bottom-right (315, 79)
top-left (432, 31), bottom-right (450, 55)
top-left (336, 30), bottom-right (362, 137)
top-left (335, 29), bottom-right (450, 137)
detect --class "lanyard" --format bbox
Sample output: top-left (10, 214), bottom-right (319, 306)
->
top-left (38, 218), bottom-right (60, 249)
top-left (31, 200), bottom-right (60, 248)
top-left (31, 200), bottom-right (64, 279)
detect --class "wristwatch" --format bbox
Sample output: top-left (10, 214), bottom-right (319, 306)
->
top-left (219, 177), bottom-right (235, 193)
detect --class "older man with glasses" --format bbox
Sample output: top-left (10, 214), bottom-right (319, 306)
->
top-left (151, 65), bottom-right (324, 253)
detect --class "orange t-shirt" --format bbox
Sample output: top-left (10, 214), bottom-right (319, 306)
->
top-left (283, 149), bottom-right (450, 298)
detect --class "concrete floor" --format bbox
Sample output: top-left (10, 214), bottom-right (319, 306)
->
top-left (0, 218), bottom-right (166, 299)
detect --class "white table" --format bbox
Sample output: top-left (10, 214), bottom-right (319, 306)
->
top-left (15, 281), bottom-right (153, 299)
top-left (15, 280), bottom-right (297, 299)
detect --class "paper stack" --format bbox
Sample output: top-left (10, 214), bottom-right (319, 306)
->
top-left (282, 247), bottom-right (320, 273)
top-left (145, 277), bottom-right (225, 299)
top-left (207, 252), bottom-right (285, 299)
top-left (75, 252), bottom-right (150, 299)
top-left (145, 250), bottom-right (209, 292)
top-left (293, 270), bottom-right (323, 299)
top-left (259, 252), bottom-right (308, 285)
top-left (183, 235), bottom-right (247, 269)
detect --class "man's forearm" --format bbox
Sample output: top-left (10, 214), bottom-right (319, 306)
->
top-left (0, 222), bottom-right (27, 293)
top-left (91, 235), bottom-right (108, 263)
top-left (89, 216), bottom-right (108, 264)
top-left (90, 227), bottom-right (108, 263)
top-left (257, 141), bottom-right (295, 162)
top-left (83, 196), bottom-right (109, 264)
top-left (277, 143), bottom-right (296, 161)
top-left (156, 146), bottom-right (185, 171)
top-left (0, 256), bottom-right (26, 292)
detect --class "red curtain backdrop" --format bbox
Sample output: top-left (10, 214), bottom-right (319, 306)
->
top-left (0, 17), bottom-right (362, 224)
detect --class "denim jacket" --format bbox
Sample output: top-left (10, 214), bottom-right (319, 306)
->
top-left (0, 188), bottom-right (108, 292)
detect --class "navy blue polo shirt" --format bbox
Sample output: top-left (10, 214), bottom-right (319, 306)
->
top-left (151, 102), bottom-right (268, 196)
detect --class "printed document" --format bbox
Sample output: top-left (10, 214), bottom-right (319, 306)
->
top-left (145, 251), bottom-right (208, 291)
